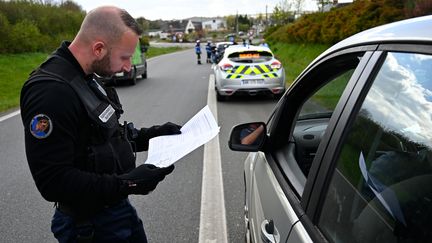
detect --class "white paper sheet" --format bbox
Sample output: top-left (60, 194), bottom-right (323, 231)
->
top-left (144, 105), bottom-right (220, 167)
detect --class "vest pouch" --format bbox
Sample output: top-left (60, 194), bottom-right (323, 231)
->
top-left (87, 136), bottom-right (136, 174)
top-left (110, 136), bottom-right (136, 173)
top-left (87, 142), bottom-right (118, 174)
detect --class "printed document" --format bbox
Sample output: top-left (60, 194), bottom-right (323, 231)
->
top-left (144, 105), bottom-right (220, 167)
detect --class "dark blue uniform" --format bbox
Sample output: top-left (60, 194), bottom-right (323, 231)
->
top-left (195, 42), bottom-right (201, 64)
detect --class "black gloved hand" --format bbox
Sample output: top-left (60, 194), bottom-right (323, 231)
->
top-left (118, 164), bottom-right (175, 195)
top-left (147, 122), bottom-right (182, 137)
top-left (134, 122), bottom-right (182, 151)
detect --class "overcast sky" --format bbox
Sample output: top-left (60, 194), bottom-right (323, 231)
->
top-left (72, 0), bottom-right (321, 20)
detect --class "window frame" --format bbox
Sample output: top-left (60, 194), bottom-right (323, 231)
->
top-left (306, 43), bottom-right (432, 231)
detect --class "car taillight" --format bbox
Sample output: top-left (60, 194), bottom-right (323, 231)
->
top-left (220, 63), bottom-right (233, 71)
top-left (270, 61), bottom-right (282, 69)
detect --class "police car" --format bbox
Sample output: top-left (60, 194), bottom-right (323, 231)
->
top-left (229, 15), bottom-right (432, 243)
top-left (213, 44), bottom-right (286, 101)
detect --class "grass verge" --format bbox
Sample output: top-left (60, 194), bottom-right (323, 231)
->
top-left (270, 42), bottom-right (329, 85)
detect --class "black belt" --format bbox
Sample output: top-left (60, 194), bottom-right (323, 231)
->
top-left (56, 199), bottom-right (126, 220)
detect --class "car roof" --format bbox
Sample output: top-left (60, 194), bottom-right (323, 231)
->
top-left (216, 41), bottom-right (234, 47)
top-left (224, 44), bottom-right (273, 56)
top-left (318, 15), bottom-right (432, 60)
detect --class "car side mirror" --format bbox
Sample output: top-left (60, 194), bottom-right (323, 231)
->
top-left (140, 45), bottom-right (148, 53)
top-left (229, 122), bottom-right (266, 152)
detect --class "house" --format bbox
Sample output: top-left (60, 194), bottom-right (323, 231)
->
top-left (202, 19), bottom-right (226, 31)
top-left (184, 19), bottom-right (202, 34)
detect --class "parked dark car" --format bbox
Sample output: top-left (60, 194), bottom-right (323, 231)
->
top-left (229, 15), bottom-right (432, 243)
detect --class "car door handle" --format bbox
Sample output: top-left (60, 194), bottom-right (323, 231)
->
top-left (261, 219), bottom-right (280, 243)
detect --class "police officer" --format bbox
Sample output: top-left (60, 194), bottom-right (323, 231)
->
top-left (20, 6), bottom-right (181, 243)
top-left (205, 40), bottom-right (212, 63)
top-left (195, 40), bottom-right (202, 64)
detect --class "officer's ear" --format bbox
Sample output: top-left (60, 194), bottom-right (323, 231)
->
top-left (93, 41), bottom-right (108, 60)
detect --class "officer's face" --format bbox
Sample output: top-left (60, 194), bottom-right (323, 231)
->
top-left (91, 31), bottom-right (138, 77)
top-left (109, 31), bottom-right (138, 74)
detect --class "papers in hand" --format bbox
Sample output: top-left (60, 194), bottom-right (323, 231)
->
top-left (144, 105), bottom-right (220, 167)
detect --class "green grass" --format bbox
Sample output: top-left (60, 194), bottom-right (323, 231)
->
top-left (146, 46), bottom-right (187, 58)
top-left (0, 46), bottom-right (187, 113)
top-left (271, 42), bottom-right (329, 85)
top-left (0, 53), bottom-right (48, 112)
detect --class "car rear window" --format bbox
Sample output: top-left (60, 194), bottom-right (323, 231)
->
top-left (228, 51), bottom-right (273, 63)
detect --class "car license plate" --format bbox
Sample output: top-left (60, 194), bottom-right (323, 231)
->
top-left (242, 79), bottom-right (264, 85)
top-left (115, 72), bottom-right (124, 77)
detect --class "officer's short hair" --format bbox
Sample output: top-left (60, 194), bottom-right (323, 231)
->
top-left (119, 9), bottom-right (142, 36)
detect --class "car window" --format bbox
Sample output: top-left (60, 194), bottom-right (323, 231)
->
top-left (318, 52), bottom-right (432, 243)
top-left (274, 52), bottom-right (365, 196)
top-left (293, 56), bottom-right (360, 178)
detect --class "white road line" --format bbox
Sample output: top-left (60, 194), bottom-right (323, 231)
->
top-left (0, 110), bottom-right (20, 122)
top-left (198, 74), bottom-right (228, 243)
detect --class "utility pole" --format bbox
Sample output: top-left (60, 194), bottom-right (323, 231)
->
top-left (236, 10), bottom-right (239, 34)
top-left (265, 5), bottom-right (268, 28)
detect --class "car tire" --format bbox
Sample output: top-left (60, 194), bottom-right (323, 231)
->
top-left (273, 90), bottom-right (285, 100)
top-left (143, 70), bottom-right (147, 79)
top-left (216, 91), bottom-right (226, 101)
top-left (129, 67), bottom-right (138, 85)
top-left (130, 73), bottom-right (137, 85)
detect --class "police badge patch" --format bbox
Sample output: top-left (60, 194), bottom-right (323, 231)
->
top-left (30, 114), bottom-right (53, 139)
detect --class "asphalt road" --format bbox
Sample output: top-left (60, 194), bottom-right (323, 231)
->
top-left (0, 48), bottom-right (278, 242)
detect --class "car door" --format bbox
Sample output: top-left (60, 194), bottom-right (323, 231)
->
top-left (247, 46), bottom-right (378, 243)
top-left (308, 44), bottom-right (432, 243)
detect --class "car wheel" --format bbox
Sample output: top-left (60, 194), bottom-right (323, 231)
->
top-left (216, 91), bottom-right (226, 101)
top-left (273, 89), bottom-right (285, 100)
top-left (143, 70), bottom-right (147, 79)
top-left (130, 73), bottom-right (137, 85)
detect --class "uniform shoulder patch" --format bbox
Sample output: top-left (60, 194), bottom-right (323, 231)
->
top-left (30, 114), bottom-right (53, 139)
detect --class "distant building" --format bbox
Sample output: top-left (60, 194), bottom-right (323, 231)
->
top-left (202, 19), bottom-right (226, 31)
top-left (148, 30), bottom-right (162, 38)
top-left (185, 20), bottom-right (203, 34)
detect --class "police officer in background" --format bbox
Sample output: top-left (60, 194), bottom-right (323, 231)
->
top-left (20, 6), bottom-right (182, 243)
top-left (195, 40), bottom-right (202, 64)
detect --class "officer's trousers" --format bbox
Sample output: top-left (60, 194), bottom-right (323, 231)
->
top-left (51, 199), bottom-right (147, 243)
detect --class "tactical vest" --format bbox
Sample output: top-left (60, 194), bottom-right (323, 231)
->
top-left (24, 54), bottom-right (136, 174)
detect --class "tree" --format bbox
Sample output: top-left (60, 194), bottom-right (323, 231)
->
top-left (226, 15), bottom-right (236, 32)
top-left (0, 13), bottom-right (10, 53)
top-left (293, 0), bottom-right (305, 16)
top-left (316, 0), bottom-right (332, 12)
top-left (272, 0), bottom-right (293, 25)
top-left (136, 17), bottom-right (150, 33)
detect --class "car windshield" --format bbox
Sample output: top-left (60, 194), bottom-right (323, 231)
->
top-left (228, 51), bottom-right (273, 63)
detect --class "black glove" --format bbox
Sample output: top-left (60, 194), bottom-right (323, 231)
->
top-left (146, 122), bottom-right (182, 137)
top-left (134, 122), bottom-right (182, 151)
top-left (118, 164), bottom-right (175, 195)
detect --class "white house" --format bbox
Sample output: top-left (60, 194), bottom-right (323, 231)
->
top-left (202, 19), bottom-right (226, 31)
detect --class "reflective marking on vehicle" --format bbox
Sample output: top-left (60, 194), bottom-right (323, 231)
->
top-left (235, 65), bottom-right (246, 74)
top-left (244, 66), bottom-right (254, 75)
top-left (228, 64), bottom-right (276, 76)
top-left (226, 74), bottom-right (243, 79)
top-left (255, 65), bottom-right (265, 74)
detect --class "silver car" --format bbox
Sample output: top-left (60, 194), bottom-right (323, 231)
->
top-left (229, 15), bottom-right (432, 243)
top-left (213, 44), bottom-right (286, 101)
